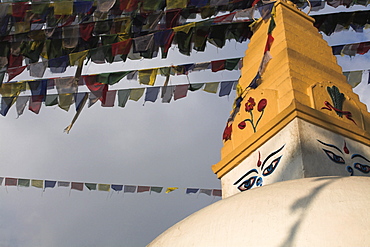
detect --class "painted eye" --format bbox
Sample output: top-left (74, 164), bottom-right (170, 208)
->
top-left (354, 163), bottom-right (370, 174)
top-left (346, 166), bottom-right (354, 176)
top-left (256, 177), bottom-right (263, 186)
top-left (323, 149), bottom-right (345, 164)
top-left (237, 176), bottom-right (257, 191)
top-left (262, 156), bottom-right (282, 176)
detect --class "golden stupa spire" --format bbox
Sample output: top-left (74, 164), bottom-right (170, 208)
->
top-left (213, 0), bottom-right (370, 180)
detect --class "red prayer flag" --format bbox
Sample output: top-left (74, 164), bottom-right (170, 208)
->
top-left (137, 186), bottom-right (150, 193)
top-left (12, 2), bottom-right (29, 19)
top-left (71, 182), bottom-right (84, 191)
top-left (79, 22), bottom-right (95, 41)
top-left (120, 0), bottom-right (138, 12)
top-left (212, 189), bottom-right (222, 197)
top-left (211, 60), bottom-right (226, 72)
top-left (174, 84), bottom-right (188, 100)
top-left (29, 97), bottom-right (42, 114)
top-left (112, 39), bottom-right (132, 56)
top-left (83, 75), bottom-right (108, 103)
top-left (264, 34), bottom-right (274, 53)
top-left (7, 65), bottom-right (26, 82)
top-left (8, 54), bottom-right (23, 69)
top-left (5, 177), bottom-right (17, 186)
top-left (213, 12), bottom-right (236, 23)
top-left (357, 42), bottom-right (370, 55)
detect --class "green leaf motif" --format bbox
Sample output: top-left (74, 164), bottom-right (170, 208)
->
top-left (327, 86), bottom-right (345, 117)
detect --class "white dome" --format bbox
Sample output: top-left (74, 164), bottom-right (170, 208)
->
top-left (148, 176), bottom-right (370, 247)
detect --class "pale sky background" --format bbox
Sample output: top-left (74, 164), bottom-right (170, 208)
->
top-left (0, 4), bottom-right (369, 247)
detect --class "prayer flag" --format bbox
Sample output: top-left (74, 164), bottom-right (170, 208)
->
top-left (199, 189), bottom-right (212, 196)
top-left (31, 179), bottom-right (43, 189)
top-left (145, 87), bottom-right (160, 103)
top-left (54, 1), bottom-right (73, 15)
top-left (85, 183), bottom-right (97, 190)
top-left (139, 69), bottom-right (158, 86)
top-left (0, 97), bottom-right (16, 117)
top-left (344, 70), bottom-right (363, 87)
top-left (73, 1), bottom-right (93, 13)
top-left (166, 0), bottom-right (188, 9)
top-left (0, 177), bottom-right (3, 185)
top-left (29, 96), bottom-right (42, 114)
top-left (118, 89), bottom-right (130, 107)
top-left (98, 184), bottom-right (110, 191)
top-left (189, 83), bottom-right (204, 91)
top-left (259, 50), bottom-right (272, 74)
top-left (225, 58), bottom-right (240, 71)
top-left (186, 188), bottom-right (199, 194)
top-left (212, 189), bottom-right (222, 197)
top-left (219, 81), bottom-right (234, 97)
top-left (174, 84), bottom-right (188, 100)
top-left (137, 186), bottom-right (150, 193)
top-left (111, 184), bottom-right (123, 191)
top-left (124, 185), bottom-right (137, 193)
top-left (162, 85), bottom-right (174, 103)
top-left (45, 180), bottom-right (56, 189)
top-left (213, 12), bottom-right (236, 23)
top-left (58, 181), bottom-right (70, 187)
top-left (7, 65), bottom-right (27, 82)
top-left (129, 88), bottom-right (145, 101)
top-left (203, 82), bottom-right (219, 93)
top-left (150, 187), bottom-right (163, 193)
top-left (165, 187), bottom-right (178, 193)
top-left (249, 72), bottom-right (261, 89)
top-left (211, 60), bottom-right (226, 72)
top-left (71, 182), bottom-right (84, 191)
top-left (45, 95), bottom-right (58, 106)
top-left (29, 61), bottom-right (47, 78)
top-left (18, 179), bottom-right (30, 187)
top-left (101, 90), bottom-right (116, 107)
top-left (258, 2), bottom-right (274, 20)
top-left (5, 178), bottom-right (17, 186)
top-left (16, 96), bottom-right (29, 117)
top-left (97, 0), bottom-right (115, 12)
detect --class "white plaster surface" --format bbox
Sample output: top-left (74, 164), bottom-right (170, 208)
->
top-left (148, 176), bottom-right (370, 247)
top-left (221, 118), bottom-right (370, 198)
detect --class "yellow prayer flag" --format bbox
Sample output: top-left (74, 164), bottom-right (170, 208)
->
top-left (0, 83), bottom-right (25, 97)
top-left (203, 82), bottom-right (219, 94)
top-left (129, 88), bottom-right (145, 101)
top-left (173, 22), bottom-right (196, 34)
top-left (54, 1), bottom-right (73, 15)
top-left (31, 179), bottom-right (43, 189)
top-left (98, 184), bottom-right (110, 191)
top-left (166, 0), bottom-right (187, 10)
top-left (165, 187), bottom-right (179, 193)
top-left (138, 69), bottom-right (158, 86)
top-left (69, 50), bottom-right (88, 66)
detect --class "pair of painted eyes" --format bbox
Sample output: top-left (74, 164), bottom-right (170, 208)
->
top-left (324, 149), bottom-right (370, 174)
top-left (237, 156), bottom-right (282, 191)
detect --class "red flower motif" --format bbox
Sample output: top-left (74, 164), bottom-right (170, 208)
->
top-left (223, 124), bottom-right (232, 141)
top-left (245, 97), bottom-right (256, 112)
top-left (238, 121), bottom-right (246, 129)
top-left (257, 99), bottom-right (267, 112)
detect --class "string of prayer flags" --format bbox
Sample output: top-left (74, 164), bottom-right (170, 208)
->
top-left (0, 176), bottom-right (222, 197)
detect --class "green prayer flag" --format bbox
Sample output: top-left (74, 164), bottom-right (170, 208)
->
top-left (225, 58), bottom-right (240, 71)
top-left (45, 95), bottom-right (58, 106)
top-left (268, 16), bottom-right (276, 34)
top-left (18, 179), bottom-right (30, 187)
top-left (85, 183), bottom-right (97, 191)
top-left (203, 82), bottom-right (219, 93)
top-left (150, 187), bottom-right (163, 193)
top-left (189, 83), bottom-right (204, 91)
top-left (118, 89), bottom-right (130, 107)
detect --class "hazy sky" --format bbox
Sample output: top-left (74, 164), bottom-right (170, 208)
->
top-left (0, 5), bottom-right (369, 247)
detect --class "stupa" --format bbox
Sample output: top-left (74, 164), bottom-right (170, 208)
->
top-left (148, 1), bottom-right (370, 246)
